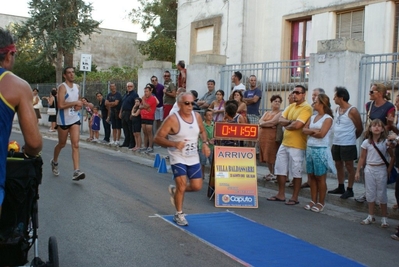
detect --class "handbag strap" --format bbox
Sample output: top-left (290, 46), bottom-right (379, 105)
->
top-left (371, 140), bottom-right (389, 167)
top-left (366, 101), bottom-right (373, 118)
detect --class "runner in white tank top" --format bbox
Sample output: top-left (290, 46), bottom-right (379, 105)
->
top-left (57, 82), bottom-right (80, 126)
top-left (51, 67), bottom-right (85, 181)
top-left (167, 111), bottom-right (200, 165)
top-left (154, 92), bottom-right (210, 226)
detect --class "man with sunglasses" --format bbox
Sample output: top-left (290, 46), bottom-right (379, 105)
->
top-left (154, 92), bottom-right (210, 226)
top-left (119, 82), bottom-right (138, 148)
top-left (0, 28), bottom-right (42, 217)
top-left (267, 85), bottom-right (312, 205)
top-left (329, 87), bottom-right (363, 199)
top-left (162, 70), bottom-right (176, 119)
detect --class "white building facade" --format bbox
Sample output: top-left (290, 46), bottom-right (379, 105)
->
top-left (173, 0), bottom-right (399, 114)
top-left (176, 0), bottom-right (397, 65)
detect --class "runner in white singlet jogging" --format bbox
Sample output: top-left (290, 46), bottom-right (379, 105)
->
top-left (51, 67), bottom-right (85, 181)
top-left (154, 92), bottom-right (210, 226)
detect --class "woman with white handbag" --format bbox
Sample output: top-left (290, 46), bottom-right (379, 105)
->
top-left (32, 88), bottom-right (42, 122)
top-left (43, 88), bottom-right (57, 132)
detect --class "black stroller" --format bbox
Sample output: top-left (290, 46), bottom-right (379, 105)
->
top-left (0, 152), bottom-right (58, 267)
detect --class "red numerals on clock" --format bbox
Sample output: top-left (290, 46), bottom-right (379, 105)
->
top-left (215, 123), bottom-right (258, 140)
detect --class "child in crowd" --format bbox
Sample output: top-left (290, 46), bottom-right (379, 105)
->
top-left (131, 97), bottom-right (142, 151)
top-left (199, 109), bottom-right (215, 179)
top-left (91, 106), bottom-right (101, 142)
top-left (355, 119), bottom-right (393, 227)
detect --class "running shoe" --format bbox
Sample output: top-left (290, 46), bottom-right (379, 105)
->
top-left (72, 170), bottom-right (85, 181)
top-left (51, 159), bottom-right (59, 176)
top-left (173, 213), bottom-right (188, 226)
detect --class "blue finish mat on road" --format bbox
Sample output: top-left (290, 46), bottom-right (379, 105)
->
top-left (161, 212), bottom-right (364, 267)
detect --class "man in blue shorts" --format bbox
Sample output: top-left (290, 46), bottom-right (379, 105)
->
top-left (0, 28), bottom-right (42, 216)
top-left (154, 92), bottom-right (210, 226)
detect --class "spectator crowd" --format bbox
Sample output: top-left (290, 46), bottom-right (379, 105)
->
top-left (40, 68), bottom-right (399, 241)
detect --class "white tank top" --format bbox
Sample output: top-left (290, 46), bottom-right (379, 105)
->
top-left (307, 114), bottom-right (332, 147)
top-left (168, 111), bottom-right (200, 165)
top-left (333, 106), bottom-right (356, 145)
top-left (57, 82), bottom-right (81, 126)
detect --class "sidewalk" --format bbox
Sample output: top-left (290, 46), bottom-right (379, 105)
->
top-left (20, 123), bottom-right (399, 220)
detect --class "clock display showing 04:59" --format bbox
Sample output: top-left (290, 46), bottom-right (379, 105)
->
top-left (213, 122), bottom-right (258, 140)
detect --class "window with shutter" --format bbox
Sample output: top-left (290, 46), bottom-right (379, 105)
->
top-left (336, 9), bottom-right (364, 40)
top-left (290, 19), bottom-right (311, 79)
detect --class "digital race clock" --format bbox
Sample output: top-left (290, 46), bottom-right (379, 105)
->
top-left (213, 122), bottom-right (258, 140)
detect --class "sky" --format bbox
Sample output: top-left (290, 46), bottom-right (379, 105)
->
top-left (1, 0), bottom-right (149, 40)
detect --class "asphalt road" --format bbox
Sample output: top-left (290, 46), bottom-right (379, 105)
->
top-left (9, 132), bottom-right (399, 267)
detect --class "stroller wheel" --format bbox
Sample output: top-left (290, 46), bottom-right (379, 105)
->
top-left (48, 236), bottom-right (59, 267)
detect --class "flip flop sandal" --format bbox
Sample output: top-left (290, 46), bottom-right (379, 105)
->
top-left (267, 196), bottom-right (286, 202)
top-left (285, 199), bottom-right (299, 205)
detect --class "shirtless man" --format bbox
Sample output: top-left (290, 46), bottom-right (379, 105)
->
top-left (0, 28), bottom-right (42, 216)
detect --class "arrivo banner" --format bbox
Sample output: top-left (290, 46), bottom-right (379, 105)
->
top-left (214, 146), bottom-right (258, 208)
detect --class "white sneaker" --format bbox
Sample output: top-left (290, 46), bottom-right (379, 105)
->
top-left (111, 141), bottom-right (118, 146)
top-left (173, 213), bottom-right (188, 226)
top-left (360, 215), bottom-right (375, 225)
top-left (91, 138), bottom-right (98, 143)
top-left (355, 193), bottom-right (367, 203)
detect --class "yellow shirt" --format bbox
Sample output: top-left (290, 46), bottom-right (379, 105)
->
top-left (282, 101), bottom-right (312, 150)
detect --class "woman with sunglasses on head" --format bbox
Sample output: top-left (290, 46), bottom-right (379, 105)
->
top-left (355, 83), bottom-right (395, 203)
top-left (208, 89), bottom-right (225, 122)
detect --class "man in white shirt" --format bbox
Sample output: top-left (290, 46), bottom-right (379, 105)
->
top-left (232, 71), bottom-right (245, 92)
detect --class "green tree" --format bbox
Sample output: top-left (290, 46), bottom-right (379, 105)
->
top-left (14, 0), bottom-right (100, 84)
top-left (5, 22), bottom-right (56, 83)
top-left (130, 0), bottom-right (177, 62)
